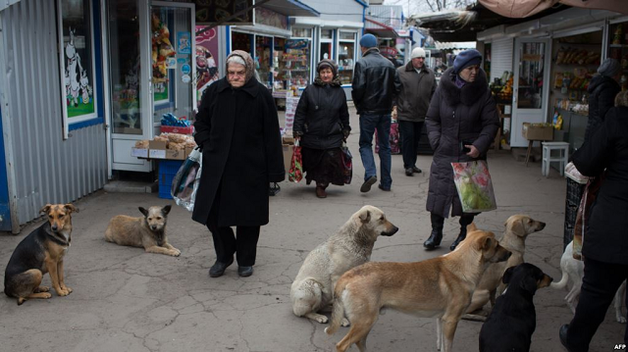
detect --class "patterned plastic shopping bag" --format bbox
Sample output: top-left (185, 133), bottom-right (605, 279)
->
top-left (288, 140), bottom-right (303, 182)
top-left (340, 142), bottom-right (352, 184)
top-left (171, 148), bottom-right (202, 211)
top-left (451, 160), bottom-right (497, 213)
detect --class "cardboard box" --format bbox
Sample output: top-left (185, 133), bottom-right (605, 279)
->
top-left (522, 123), bottom-right (553, 141)
top-left (160, 125), bottom-right (194, 135)
top-left (147, 140), bottom-right (186, 160)
top-left (282, 144), bottom-right (293, 172)
top-left (131, 148), bottom-right (148, 158)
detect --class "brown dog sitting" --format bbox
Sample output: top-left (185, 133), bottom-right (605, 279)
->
top-left (104, 205), bottom-right (180, 257)
top-left (4, 204), bottom-right (78, 305)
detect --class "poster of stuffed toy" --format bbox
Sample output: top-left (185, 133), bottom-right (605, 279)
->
top-left (151, 12), bottom-right (176, 103)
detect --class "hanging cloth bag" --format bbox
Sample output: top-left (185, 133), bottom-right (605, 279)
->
top-left (451, 160), bottom-right (498, 213)
top-left (288, 139), bottom-right (303, 182)
top-left (340, 142), bottom-right (352, 184)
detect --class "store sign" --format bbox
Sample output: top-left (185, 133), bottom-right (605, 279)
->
top-left (380, 47), bottom-right (398, 57)
top-left (194, 0), bottom-right (253, 25)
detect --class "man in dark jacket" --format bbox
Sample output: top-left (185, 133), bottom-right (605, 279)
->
top-left (560, 93), bottom-right (628, 352)
top-left (584, 58), bottom-right (621, 143)
top-left (193, 51), bottom-right (285, 278)
top-left (352, 33), bottom-right (401, 192)
top-left (393, 47), bottom-right (436, 176)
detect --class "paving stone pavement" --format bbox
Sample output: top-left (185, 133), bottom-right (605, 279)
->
top-left (0, 107), bottom-right (624, 352)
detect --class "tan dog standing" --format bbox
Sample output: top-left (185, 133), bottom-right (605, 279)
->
top-left (4, 204), bottom-right (78, 305)
top-left (325, 225), bottom-right (511, 352)
top-left (105, 205), bottom-right (180, 256)
top-left (465, 215), bottom-right (545, 317)
top-left (291, 205), bottom-right (398, 324)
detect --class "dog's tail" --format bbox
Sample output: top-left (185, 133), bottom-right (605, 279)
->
top-left (325, 277), bottom-right (349, 336)
top-left (324, 295), bottom-right (345, 336)
top-left (550, 269), bottom-right (569, 289)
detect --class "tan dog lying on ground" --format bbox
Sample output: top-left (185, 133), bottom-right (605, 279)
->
top-left (325, 224), bottom-right (511, 352)
top-left (464, 215), bottom-right (546, 319)
top-left (291, 205), bottom-right (398, 324)
top-left (4, 204), bottom-right (78, 305)
top-left (104, 205), bottom-right (180, 256)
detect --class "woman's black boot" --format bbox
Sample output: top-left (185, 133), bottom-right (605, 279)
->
top-left (424, 213), bottom-right (444, 250)
top-left (450, 214), bottom-right (475, 251)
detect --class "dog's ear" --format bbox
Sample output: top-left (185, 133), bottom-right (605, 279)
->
top-left (139, 207), bottom-right (149, 217)
top-left (162, 205), bottom-right (172, 215)
top-left (40, 204), bottom-right (52, 214)
top-left (64, 204), bottom-right (78, 213)
top-left (467, 222), bottom-right (478, 232)
top-left (359, 209), bottom-right (371, 223)
top-left (502, 266), bottom-right (515, 284)
top-left (480, 233), bottom-right (495, 250)
top-left (509, 218), bottom-right (526, 236)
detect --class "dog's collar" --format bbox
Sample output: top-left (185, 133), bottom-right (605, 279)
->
top-left (48, 230), bottom-right (71, 247)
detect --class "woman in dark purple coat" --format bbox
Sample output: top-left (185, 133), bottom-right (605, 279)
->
top-left (424, 49), bottom-right (499, 251)
top-left (193, 50), bottom-right (285, 278)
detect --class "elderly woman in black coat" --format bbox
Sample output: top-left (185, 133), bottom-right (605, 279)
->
top-left (293, 59), bottom-right (351, 198)
top-left (424, 49), bottom-right (500, 251)
top-left (560, 91), bottom-right (628, 352)
top-left (193, 50), bottom-right (285, 278)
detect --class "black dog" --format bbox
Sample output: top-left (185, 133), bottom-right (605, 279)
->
top-left (479, 263), bottom-right (553, 352)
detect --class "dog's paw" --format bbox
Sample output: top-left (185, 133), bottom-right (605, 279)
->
top-left (316, 316), bottom-right (329, 324)
top-left (169, 249), bottom-right (181, 257)
top-left (64, 286), bottom-right (73, 294)
top-left (35, 286), bottom-right (50, 293)
top-left (341, 318), bottom-right (350, 327)
top-left (617, 315), bottom-right (627, 324)
top-left (56, 289), bottom-right (70, 296)
top-left (42, 292), bottom-right (52, 299)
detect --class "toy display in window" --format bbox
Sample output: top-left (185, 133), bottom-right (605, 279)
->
top-left (151, 13), bottom-right (175, 85)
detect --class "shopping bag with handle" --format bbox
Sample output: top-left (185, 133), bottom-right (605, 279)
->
top-left (171, 148), bottom-right (202, 212)
top-left (340, 142), bottom-right (352, 184)
top-left (288, 140), bottom-right (303, 182)
top-left (451, 160), bottom-right (497, 213)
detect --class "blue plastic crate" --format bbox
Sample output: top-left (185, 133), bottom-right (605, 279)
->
top-left (158, 160), bottom-right (183, 200)
top-left (159, 160), bottom-right (184, 175)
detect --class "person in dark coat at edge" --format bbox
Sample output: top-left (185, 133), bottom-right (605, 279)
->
top-left (393, 46), bottom-right (436, 176)
top-left (352, 33), bottom-right (401, 193)
top-left (293, 59), bottom-right (351, 198)
top-left (424, 49), bottom-right (499, 251)
top-left (193, 50), bottom-right (285, 278)
top-left (559, 91), bottom-right (628, 352)
top-left (583, 58), bottom-right (621, 143)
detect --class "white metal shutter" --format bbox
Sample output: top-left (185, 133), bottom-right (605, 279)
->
top-left (489, 37), bottom-right (514, 83)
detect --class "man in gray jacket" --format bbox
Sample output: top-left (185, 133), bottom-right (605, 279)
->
top-left (393, 47), bottom-right (436, 176)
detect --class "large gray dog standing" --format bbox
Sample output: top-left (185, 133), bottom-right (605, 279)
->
top-left (290, 205), bottom-right (398, 324)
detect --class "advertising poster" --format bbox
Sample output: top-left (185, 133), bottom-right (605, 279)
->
top-left (195, 25), bottom-right (220, 105)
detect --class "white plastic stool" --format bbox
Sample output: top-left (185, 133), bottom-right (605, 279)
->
top-left (541, 142), bottom-right (569, 177)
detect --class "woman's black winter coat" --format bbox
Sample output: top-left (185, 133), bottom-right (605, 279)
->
top-left (192, 76), bottom-right (285, 227)
top-left (425, 68), bottom-right (499, 218)
top-left (572, 106), bottom-right (628, 265)
top-left (293, 78), bottom-right (350, 150)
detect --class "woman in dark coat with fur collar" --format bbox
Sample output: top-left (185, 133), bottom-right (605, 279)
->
top-left (293, 59), bottom-right (351, 198)
top-left (424, 49), bottom-right (499, 251)
top-left (193, 50), bottom-right (285, 278)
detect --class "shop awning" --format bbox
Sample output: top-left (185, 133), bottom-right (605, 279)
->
top-left (407, 2), bottom-right (569, 41)
top-left (260, 0), bottom-right (320, 17)
top-left (0, 0), bottom-right (20, 12)
top-left (365, 17), bottom-right (399, 38)
top-left (478, 0), bottom-right (627, 18)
